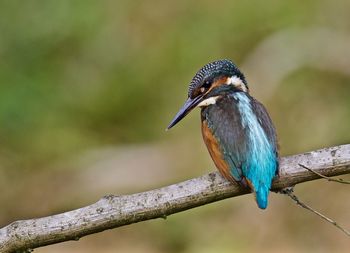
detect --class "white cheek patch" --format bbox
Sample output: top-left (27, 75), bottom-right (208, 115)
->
top-left (197, 96), bottom-right (220, 107)
top-left (226, 75), bottom-right (247, 92)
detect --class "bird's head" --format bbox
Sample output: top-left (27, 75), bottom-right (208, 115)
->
top-left (167, 59), bottom-right (248, 129)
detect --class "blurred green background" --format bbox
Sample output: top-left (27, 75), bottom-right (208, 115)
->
top-left (1, 1), bottom-right (350, 252)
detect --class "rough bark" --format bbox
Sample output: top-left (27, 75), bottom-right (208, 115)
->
top-left (0, 144), bottom-right (349, 253)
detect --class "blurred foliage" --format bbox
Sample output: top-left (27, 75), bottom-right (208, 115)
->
top-left (2, 0), bottom-right (349, 167)
top-left (0, 0), bottom-right (349, 252)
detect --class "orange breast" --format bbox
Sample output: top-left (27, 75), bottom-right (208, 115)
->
top-left (201, 120), bottom-right (236, 183)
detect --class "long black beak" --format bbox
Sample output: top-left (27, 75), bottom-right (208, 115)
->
top-left (167, 96), bottom-right (203, 130)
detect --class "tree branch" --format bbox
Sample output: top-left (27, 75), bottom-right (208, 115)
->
top-left (1, 144), bottom-right (349, 253)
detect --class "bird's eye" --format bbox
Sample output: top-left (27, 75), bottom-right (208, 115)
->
top-left (199, 80), bottom-right (211, 93)
top-left (203, 80), bottom-right (211, 88)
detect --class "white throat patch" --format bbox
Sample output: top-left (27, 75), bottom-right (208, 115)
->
top-left (197, 96), bottom-right (220, 107)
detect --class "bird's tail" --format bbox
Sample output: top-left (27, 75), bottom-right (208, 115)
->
top-left (255, 184), bottom-right (269, 209)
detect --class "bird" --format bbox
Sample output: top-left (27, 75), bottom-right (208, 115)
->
top-left (167, 59), bottom-right (279, 209)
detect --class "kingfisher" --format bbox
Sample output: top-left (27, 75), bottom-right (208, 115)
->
top-left (167, 59), bottom-right (279, 209)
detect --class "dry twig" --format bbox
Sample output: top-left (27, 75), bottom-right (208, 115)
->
top-left (299, 163), bottom-right (350, 184)
top-left (281, 187), bottom-right (350, 236)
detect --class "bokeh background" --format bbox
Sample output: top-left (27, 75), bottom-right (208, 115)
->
top-left (1, 1), bottom-right (350, 252)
